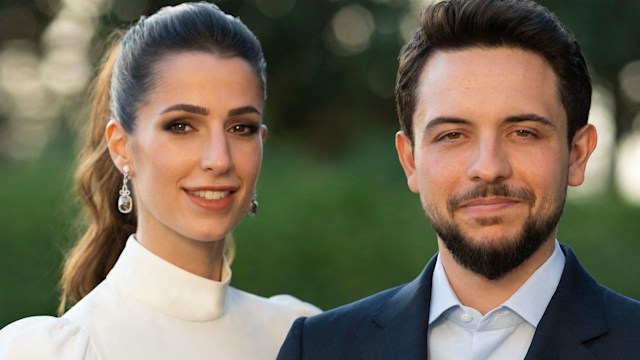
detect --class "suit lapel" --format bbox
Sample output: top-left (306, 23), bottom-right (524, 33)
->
top-left (359, 255), bottom-right (437, 360)
top-left (525, 244), bottom-right (607, 360)
top-left (356, 245), bottom-right (609, 360)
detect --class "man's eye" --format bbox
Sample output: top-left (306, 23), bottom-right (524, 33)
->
top-left (514, 129), bottom-right (534, 137)
top-left (442, 132), bottom-right (462, 140)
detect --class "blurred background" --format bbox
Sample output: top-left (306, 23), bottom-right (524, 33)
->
top-left (1, 0), bottom-right (639, 327)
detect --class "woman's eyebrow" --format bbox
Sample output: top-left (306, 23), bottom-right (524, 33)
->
top-left (228, 105), bottom-right (262, 117)
top-left (160, 103), bottom-right (209, 116)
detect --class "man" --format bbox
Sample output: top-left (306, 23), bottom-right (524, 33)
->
top-left (277, 0), bottom-right (640, 359)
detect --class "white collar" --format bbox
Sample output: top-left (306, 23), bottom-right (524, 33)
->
top-left (107, 235), bottom-right (231, 322)
top-left (429, 240), bottom-right (566, 327)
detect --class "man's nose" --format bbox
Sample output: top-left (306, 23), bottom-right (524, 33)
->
top-left (466, 136), bottom-right (512, 183)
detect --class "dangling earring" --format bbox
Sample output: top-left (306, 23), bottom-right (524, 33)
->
top-left (247, 194), bottom-right (258, 217)
top-left (118, 165), bottom-right (133, 214)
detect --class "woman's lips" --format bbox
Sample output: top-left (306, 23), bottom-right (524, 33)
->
top-left (187, 189), bottom-right (231, 200)
top-left (183, 187), bottom-right (237, 211)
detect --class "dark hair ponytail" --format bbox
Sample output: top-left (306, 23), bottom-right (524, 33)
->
top-left (58, 34), bottom-right (134, 314)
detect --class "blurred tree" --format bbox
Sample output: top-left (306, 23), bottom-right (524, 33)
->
top-left (537, 0), bottom-right (640, 139)
top-left (2, 0), bottom-right (639, 156)
top-left (0, 0), bottom-right (52, 44)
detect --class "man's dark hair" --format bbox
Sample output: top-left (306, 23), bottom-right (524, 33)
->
top-left (396, 0), bottom-right (591, 144)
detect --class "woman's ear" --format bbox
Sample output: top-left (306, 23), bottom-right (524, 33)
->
top-left (260, 124), bottom-right (268, 143)
top-left (568, 124), bottom-right (598, 187)
top-left (105, 119), bottom-right (131, 173)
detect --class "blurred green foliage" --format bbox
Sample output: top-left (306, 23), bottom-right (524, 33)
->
top-left (2, 131), bottom-right (639, 327)
top-left (0, 151), bottom-right (76, 326)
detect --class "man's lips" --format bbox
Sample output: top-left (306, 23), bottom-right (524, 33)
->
top-left (456, 196), bottom-right (523, 213)
top-left (459, 197), bottom-right (521, 208)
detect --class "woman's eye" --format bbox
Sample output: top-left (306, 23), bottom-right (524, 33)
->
top-left (166, 122), bottom-right (193, 134)
top-left (229, 124), bottom-right (258, 135)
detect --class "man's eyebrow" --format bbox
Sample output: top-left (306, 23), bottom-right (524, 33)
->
top-left (228, 106), bottom-right (262, 117)
top-left (422, 114), bottom-right (556, 133)
top-left (505, 114), bottom-right (556, 128)
top-left (160, 103), bottom-right (209, 115)
top-left (423, 116), bottom-right (471, 132)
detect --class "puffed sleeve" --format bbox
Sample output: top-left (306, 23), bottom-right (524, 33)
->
top-left (0, 316), bottom-right (98, 360)
top-left (269, 294), bottom-right (322, 317)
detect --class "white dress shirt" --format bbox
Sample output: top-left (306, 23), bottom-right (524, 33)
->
top-left (0, 235), bottom-right (320, 359)
top-left (428, 240), bottom-right (565, 360)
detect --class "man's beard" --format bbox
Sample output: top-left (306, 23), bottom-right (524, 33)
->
top-left (426, 183), bottom-right (565, 280)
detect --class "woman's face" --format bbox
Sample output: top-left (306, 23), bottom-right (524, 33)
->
top-left (111, 51), bottom-right (266, 253)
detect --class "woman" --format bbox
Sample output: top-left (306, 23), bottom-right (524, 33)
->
top-left (0, 3), bottom-right (318, 359)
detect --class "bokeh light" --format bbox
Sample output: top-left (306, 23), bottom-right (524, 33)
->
top-left (325, 5), bottom-right (375, 56)
top-left (256, 0), bottom-right (296, 18)
top-left (0, 43), bottom-right (41, 99)
top-left (0, 42), bottom-right (55, 159)
top-left (570, 86), bottom-right (616, 198)
top-left (619, 60), bottom-right (640, 103)
top-left (0, 0), bottom-right (105, 160)
top-left (616, 111), bottom-right (640, 205)
top-left (398, 11), bottom-right (419, 41)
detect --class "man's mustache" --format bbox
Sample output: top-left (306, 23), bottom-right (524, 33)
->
top-left (448, 183), bottom-right (536, 213)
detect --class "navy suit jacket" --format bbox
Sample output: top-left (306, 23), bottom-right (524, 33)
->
top-left (277, 244), bottom-right (640, 359)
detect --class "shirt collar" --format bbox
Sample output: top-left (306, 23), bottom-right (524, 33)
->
top-left (107, 235), bottom-right (231, 322)
top-left (429, 253), bottom-right (460, 324)
top-left (429, 240), bottom-right (565, 327)
top-left (503, 240), bottom-right (565, 326)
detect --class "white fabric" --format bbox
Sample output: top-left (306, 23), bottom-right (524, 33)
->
top-left (0, 236), bottom-right (320, 360)
top-left (427, 240), bottom-right (566, 360)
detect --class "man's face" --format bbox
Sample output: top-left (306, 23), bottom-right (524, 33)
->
top-left (396, 47), bottom-right (595, 279)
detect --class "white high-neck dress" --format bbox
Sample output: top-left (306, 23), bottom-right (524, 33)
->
top-left (0, 236), bottom-right (320, 359)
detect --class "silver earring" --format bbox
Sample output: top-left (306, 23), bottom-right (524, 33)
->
top-left (118, 165), bottom-right (133, 214)
top-left (248, 194), bottom-right (258, 217)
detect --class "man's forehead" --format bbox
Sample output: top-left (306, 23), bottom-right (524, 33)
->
top-left (412, 47), bottom-right (564, 131)
top-left (417, 47), bottom-right (556, 89)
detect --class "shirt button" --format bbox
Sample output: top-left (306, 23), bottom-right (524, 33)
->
top-left (460, 313), bottom-right (473, 323)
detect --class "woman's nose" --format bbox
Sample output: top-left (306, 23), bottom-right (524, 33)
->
top-left (200, 130), bottom-right (232, 174)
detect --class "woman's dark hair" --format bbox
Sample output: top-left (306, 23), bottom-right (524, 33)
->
top-left (59, 2), bottom-right (265, 313)
top-left (112, 1), bottom-right (266, 133)
top-left (396, 0), bottom-right (591, 145)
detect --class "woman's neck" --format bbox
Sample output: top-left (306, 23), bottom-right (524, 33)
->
top-left (135, 226), bottom-right (226, 281)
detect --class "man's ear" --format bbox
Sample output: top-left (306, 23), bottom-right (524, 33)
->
top-left (568, 124), bottom-right (597, 186)
top-left (105, 119), bottom-right (131, 173)
top-left (395, 131), bottom-right (419, 193)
